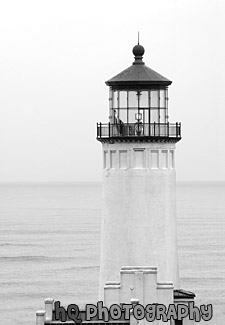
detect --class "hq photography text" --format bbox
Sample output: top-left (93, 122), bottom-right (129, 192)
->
top-left (54, 300), bottom-right (213, 323)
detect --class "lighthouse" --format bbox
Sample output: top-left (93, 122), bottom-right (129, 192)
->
top-left (97, 42), bottom-right (181, 302)
top-left (35, 41), bottom-right (198, 325)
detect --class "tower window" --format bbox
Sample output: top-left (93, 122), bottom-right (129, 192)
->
top-left (103, 151), bottom-right (108, 169)
top-left (133, 149), bottom-right (145, 169)
top-left (119, 150), bottom-right (127, 169)
top-left (161, 150), bottom-right (168, 169)
top-left (169, 150), bottom-right (174, 169)
top-left (151, 150), bottom-right (159, 169)
top-left (110, 150), bottom-right (117, 168)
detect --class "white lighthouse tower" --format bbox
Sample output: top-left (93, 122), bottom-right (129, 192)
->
top-left (35, 41), bottom-right (197, 325)
top-left (97, 42), bottom-right (182, 302)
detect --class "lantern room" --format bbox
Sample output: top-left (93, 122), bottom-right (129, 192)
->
top-left (97, 43), bottom-right (181, 141)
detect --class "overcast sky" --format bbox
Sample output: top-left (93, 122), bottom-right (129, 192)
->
top-left (0, 0), bottom-right (224, 182)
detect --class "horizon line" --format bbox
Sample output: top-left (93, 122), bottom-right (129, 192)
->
top-left (0, 180), bottom-right (224, 185)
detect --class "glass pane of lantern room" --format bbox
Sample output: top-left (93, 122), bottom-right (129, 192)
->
top-left (119, 91), bottom-right (128, 123)
top-left (119, 91), bottom-right (127, 108)
top-left (160, 89), bottom-right (165, 108)
top-left (145, 109), bottom-right (149, 125)
top-left (128, 109), bottom-right (137, 123)
top-left (113, 91), bottom-right (118, 109)
top-left (119, 109), bottom-right (127, 123)
top-left (111, 108), bottom-right (118, 124)
top-left (151, 109), bottom-right (159, 123)
top-left (129, 91), bottom-right (138, 108)
top-left (150, 90), bottom-right (158, 108)
top-left (140, 91), bottom-right (149, 108)
top-left (160, 109), bottom-right (166, 123)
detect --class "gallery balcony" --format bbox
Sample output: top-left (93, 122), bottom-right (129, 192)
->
top-left (96, 122), bottom-right (181, 143)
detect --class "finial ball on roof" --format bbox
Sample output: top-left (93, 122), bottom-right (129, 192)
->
top-left (132, 44), bottom-right (145, 57)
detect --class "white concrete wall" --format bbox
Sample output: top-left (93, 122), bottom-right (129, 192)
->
top-left (99, 142), bottom-right (179, 300)
top-left (157, 282), bottom-right (174, 325)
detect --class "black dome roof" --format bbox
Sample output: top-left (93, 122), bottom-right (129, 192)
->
top-left (106, 43), bottom-right (172, 88)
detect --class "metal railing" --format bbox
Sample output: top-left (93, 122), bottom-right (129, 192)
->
top-left (97, 122), bottom-right (181, 139)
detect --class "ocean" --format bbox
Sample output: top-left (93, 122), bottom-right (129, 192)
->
top-left (0, 182), bottom-right (224, 324)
